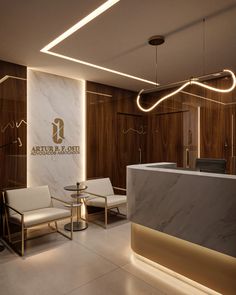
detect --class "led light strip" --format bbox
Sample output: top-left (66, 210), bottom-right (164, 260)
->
top-left (132, 253), bottom-right (221, 295)
top-left (41, 0), bottom-right (120, 52)
top-left (0, 75), bottom-right (26, 84)
top-left (86, 90), bottom-right (112, 97)
top-left (40, 0), bottom-right (156, 86)
top-left (197, 106), bottom-right (201, 158)
top-left (44, 50), bottom-right (156, 85)
top-left (137, 69), bottom-right (236, 112)
top-left (180, 91), bottom-right (226, 105)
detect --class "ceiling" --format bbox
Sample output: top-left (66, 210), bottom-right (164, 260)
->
top-left (1, 0), bottom-right (236, 91)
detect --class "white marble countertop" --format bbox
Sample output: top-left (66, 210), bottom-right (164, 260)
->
top-left (129, 162), bottom-right (236, 179)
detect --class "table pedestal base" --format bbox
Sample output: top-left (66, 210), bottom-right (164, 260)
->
top-left (64, 221), bottom-right (88, 231)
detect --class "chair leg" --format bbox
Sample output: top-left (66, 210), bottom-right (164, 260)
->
top-left (105, 207), bottom-right (108, 229)
top-left (54, 221), bottom-right (58, 231)
top-left (4, 206), bottom-right (11, 243)
top-left (70, 211), bottom-right (73, 240)
top-left (24, 229), bottom-right (27, 241)
top-left (2, 212), bottom-right (5, 237)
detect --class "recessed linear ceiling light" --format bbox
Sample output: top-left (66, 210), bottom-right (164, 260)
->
top-left (136, 35), bottom-right (236, 112)
top-left (41, 0), bottom-right (120, 52)
top-left (40, 0), bottom-right (156, 86)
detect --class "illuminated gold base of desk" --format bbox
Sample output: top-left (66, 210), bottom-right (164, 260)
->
top-left (131, 223), bottom-right (236, 295)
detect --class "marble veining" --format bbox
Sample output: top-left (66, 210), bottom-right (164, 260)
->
top-left (127, 163), bottom-right (236, 257)
top-left (27, 70), bottom-right (85, 200)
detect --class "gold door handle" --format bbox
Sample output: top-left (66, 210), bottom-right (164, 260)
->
top-left (138, 148), bottom-right (142, 164)
top-left (186, 148), bottom-right (190, 168)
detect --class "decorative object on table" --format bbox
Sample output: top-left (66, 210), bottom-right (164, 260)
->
top-left (64, 182), bottom-right (88, 231)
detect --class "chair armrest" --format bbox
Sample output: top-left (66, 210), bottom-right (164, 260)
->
top-left (4, 203), bottom-right (23, 216)
top-left (113, 186), bottom-right (126, 192)
top-left (85, 191), bottom-right (107, 199)
top-left (51, 196), bottom-right (73, 207)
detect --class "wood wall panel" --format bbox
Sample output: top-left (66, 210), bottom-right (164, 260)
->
top-left (86, 76), bottom-right (236, 191)
top-left (0, 60), bottom-right (27, 237)
top-left (200, 78), bottom-right (236, 173)
top-left (116, 113), bottom-right (147, 188)
top-left (86, 90), bottom-right (115, 182)
top-left (147, 111), bottom-right (184, 167)
top-left (0, 60), bottom-right (27, 190)
top-left (86, 81), bottom-right (144, 188)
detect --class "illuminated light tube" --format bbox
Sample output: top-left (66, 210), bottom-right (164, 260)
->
top-left (137, 69), bottom-right (236, 112)
top-left (44, 50), bottom-right (157, 85)
top-left (0, 75), bottom-right (26, 84)
top-left (41, 0), bottom-right (120, 52)
top-left (40, 0), bottom-right (157, 86)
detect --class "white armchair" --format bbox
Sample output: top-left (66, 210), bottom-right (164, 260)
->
top-left (83, 178), bottom-right (127, 228)
top-left (3, 185), bottom-right (73, 256)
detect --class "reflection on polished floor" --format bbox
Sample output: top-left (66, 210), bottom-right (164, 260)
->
top-left (0, 220), bottom-right (217, 295)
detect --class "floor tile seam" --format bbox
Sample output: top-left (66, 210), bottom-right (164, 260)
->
top-left (62, 267), bottom-right (120, 295)
top-left (120, 262), bottom-right (167, 295)
top-left (72, 238), bottom-right (124, 268)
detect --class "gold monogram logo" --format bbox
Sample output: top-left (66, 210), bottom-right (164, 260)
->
top-left (52, 118), bottom-right (64, 144)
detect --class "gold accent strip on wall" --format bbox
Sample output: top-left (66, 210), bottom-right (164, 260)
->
top-left (181, 90), bottom-right (236, 106)
top-left (197, 106), bottom-right (201, 158)
top-left (232, 114), bottom-right (234, 157)
top-left (86, 90), bottom-right (112, 97)
top-left (0, 75), bottom-right (26, 84)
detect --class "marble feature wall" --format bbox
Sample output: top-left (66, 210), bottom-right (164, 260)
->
top-left (27, 70), bottom-right (85, 199)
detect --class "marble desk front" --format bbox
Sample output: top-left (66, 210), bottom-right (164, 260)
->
top-left (127, 162), bottom-right (236, 257)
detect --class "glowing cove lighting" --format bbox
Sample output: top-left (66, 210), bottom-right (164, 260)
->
top-left (40, 0), bottom-right (156, 86)
top-left (136, 69), bottom-right (236, 112)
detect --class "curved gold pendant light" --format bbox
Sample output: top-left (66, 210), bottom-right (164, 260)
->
top-left (137, 69), bottom-right (236, 112)
top-left (136, 33), bottom-right (236, 112)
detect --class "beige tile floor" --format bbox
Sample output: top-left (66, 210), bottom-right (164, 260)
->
top-left (0, 218), bottom-right (218, 295)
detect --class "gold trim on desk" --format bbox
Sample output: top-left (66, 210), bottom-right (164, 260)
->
top-left (131, 223), bottom-right (236, 295)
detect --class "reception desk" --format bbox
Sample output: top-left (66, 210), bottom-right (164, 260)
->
top-left (127, 163), bottom-right (236, 294)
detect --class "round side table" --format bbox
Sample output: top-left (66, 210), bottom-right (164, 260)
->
top-left (64, 183), bottom-right (88, 231)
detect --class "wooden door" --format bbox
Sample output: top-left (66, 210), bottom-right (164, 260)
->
top-left (183, 107), bottom-right (198, 169)
top-left (147, 111), bottom-right (184, 166)
top-left (232, 106), bottom-right (236, 174)
top-left (200, 106), bottom-right (233, 173)
top-left (116, 113), bottom-right (146, 188)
